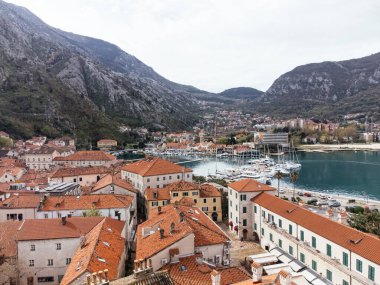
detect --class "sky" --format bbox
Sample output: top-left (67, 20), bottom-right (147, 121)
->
top-left (5, 0), bottom-right (380, 93)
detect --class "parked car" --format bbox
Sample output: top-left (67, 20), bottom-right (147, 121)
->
top-left (329, 200), bottom-right (341, 207)
top-left (297, 191), bottom-right (304, 196)
top-left (327, 196), bottom-right (335, 201)
top-left (317, 200), bottom-right (329, 206)
top-left (304, 192), bottom-right (312, 197)
top-left (307, 199), bottom-right (318, 206)
top-left (319, 194), bottom-right (327, 200)
top-left (279, 189), bottom-right (286, 194)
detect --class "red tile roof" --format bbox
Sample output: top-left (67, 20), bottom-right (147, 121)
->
top-left (56, 151), bottom-right (116, 161)
top-left (122, 157), bottom-right (192, 177)
top-left (145, 188), bottom-right (171, 201)
top-left (252, 192), bottom-right (380, 265)
top-left (229, 178), bottom-right (275, 192)
top-left (162, 255), bottom-right (250, 285)
top-left (17, 217), bottom-right (104, 241)
top-left (91, 173), bottom-right (137, 193)
top-left (0, 221), bottom-right (22, 257)
top-left (52, 166), bottom-right (110, 178)
top-left (60, 218), bottom-right (125, 285)
top-left (136, 205), bottom-right (229, 260)
top-left (40, 194), bottom-right (133, 211)
top-left (0, 194), bottom-right (41, 208)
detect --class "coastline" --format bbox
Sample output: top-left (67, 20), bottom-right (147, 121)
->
top-left (297, 143), bottom-right (380, 152)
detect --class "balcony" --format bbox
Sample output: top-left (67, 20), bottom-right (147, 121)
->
top-left (265, 222), bottom-right (374, 285)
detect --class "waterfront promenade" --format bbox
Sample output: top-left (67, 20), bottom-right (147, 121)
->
top-left (298, 143), bottom-right (380, 152)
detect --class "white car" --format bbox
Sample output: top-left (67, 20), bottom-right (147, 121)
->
top-left (279, 189), bottom-right (286, 194)
top-left (319, 194), bottom-right (327, 200)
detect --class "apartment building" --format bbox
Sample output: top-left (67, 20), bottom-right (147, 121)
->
top-left (0, 194), bottom-right (41, 221)
top-left (121, 157), bottom-right (192, 193)
top-left (228, 179), bottom-right (275, 240)
top-left (145, 181), bottom-right (222, 221)
top-left (54, 151), bottom-right (116, 167)
top-left (50, 166), bottom-right (110, 186)
top-left (16, 217), bottom-right (125, 285)
top-left (135, 204), bottom-right (231, 272)
top-left (24, 147), bottom-right (61, 170)
top-left (252, 192), bottom-right (379, 285)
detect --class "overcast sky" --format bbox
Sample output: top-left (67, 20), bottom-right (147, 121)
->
top-left (5, 0), bottom-right (380, 92)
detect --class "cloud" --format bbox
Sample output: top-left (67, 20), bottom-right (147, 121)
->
top-left (5, 0), bottom-right (380, 92)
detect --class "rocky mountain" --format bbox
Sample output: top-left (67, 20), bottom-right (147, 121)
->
top-left (255, 53), bottom-right (380, 119)
top-left (218, 87), bottom-right (263, 99)
top-left (0, 0), bottom-right (204, 146)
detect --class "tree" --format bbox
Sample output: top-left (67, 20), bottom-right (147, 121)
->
top-left (348, 211), bottom-right (380, 237)
top-left (274, 171), bottom-right (283, 197)
top-left (290, 172), bottom-right (299, 199)
top-left (83, 206), bottom-right (102, 217)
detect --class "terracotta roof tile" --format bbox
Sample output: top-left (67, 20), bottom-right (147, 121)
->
top-left (252, 192), bottom-right (380, 265)
top-left (17, 217), bottom-right (104, 241)
top-left (41, 194), bottom-right (133, 211)
top-left (229, 178), bottom-right (275, 192)
top-left (52, 166), bottom-right (110, 178)
top-left (122, 157), bottom-right (192, 177)
top-left (0, 220), bottom-right (22, 256)
top-left (162, 255), bottom-right (250, 285)
top-left (56, 151), bottom-right (116, 161)
top-left (136, 205), bottom-right (229, 260)
top-left (0, 194), bottom-right (41, 208)
top-left (92, 173), bottom-right (137, 193)
top-left (145, 188), bottom-right (171, 201)
top-left (60, 218), bottom-right (125, 285)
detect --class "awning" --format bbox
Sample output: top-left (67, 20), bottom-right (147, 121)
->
top-left (264, 263), bottom-right (291, 275)
top-left (269, 247), bottom-right (284, 257)
top-left (289, 260), bottom-right (305, 272)
top-left (301, 269), bottom-right (319, 282)
top-left (278, 254), bottom-right (293, 264)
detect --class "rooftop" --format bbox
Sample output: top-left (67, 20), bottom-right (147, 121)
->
top-left (41, 194), bottom-right (133, 211)
top-left (52, 166), bottom-right (110, 178)
top-left (0, 194), bottom-right (41, 209)
top-left (92, 173), bottom-right (137, 193)
top-left (110, 271), bottom-right (174, 285)
top-left (60, 218), bottom-right (125, 285)
top-left (56, 150), bottom-right (116, 161)
top-left (122, 157), bottom-right (192, 177)
top-left (229, 178), bottom-right (275, 193)
top-left (252, 192), bottom-right (380, 265)
top-left (0, 220), bottom-right (23, 256)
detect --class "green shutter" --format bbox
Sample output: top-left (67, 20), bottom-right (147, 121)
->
top-left (312, 260), bottom-right (317, 271)
top-left (312, 236), bottom-right (316, 248)
top-left (326, 270), bottom-right (332, 281)
top-left (326, 244), bottom-right (332, 257)
top-left (300, 230), bottom-right (304, 241)
top-left (342, 252), bottom-right (348, 266)
top-left (368, 265), bottom-right (375, 281)
top-left (289, 224), bottom-right (293, 235)
top-left (356, 259), bottom-right (362, 272)
top-left (300, 253), bottom-right (305, 263)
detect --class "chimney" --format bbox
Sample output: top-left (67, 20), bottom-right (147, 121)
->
top-left (279, 270), bottom-right (292, 285)
top-left (251, 262), bottom-right (263, 282)
top-left (61, 216), bottom-right (67, 225)
top-left (153, 191), bottom-right (158, 198)
top-left (159, 228), bottom-right (165, 239)
top-left (211, 270), bottom-right (221, 285)
top-left (92, 272), bottom-right (98, 285)
top-left (104, 269), bottom-right (109, 283)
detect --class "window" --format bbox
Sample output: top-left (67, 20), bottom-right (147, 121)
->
top-left (37, 277), bottom-right (54, 283)
top-left (326, 244), bottom-right (332, 257)
top-left (242, 219), bottom-right (247, 226)
top-left (163, 176), bottom-right (166, 181)
top-left (147, 178), bottom-right (150, 182)
top-left (356, 259), bottom-right (363, 272)
top-left (192, 191), bottom-right (198, 196)
top-left (230, 201), bottom-right (232, 206)
top-left (368, 265), bottom-right (375, 281)
top-left (202, 207), bottom-right (209, 211)
top-left (152, 202), bottom-right (158, 206)
top-left (311, 236), bottom-right (316, 248)
top-left (240, 194), bottom-right (246, 201)
top-left (279, 219), bottom-right (282, 228)
top-left (173, 193), bottom-right (179, 197)
top-left (73, 178), bottom-right (77, 183)
top-left (177, 175), bottom-right (180, 179)
top-left (183, 192), bottom-right (188, 196)
top-left (48, 259), bottom-right (53, 266)
top-left (342, 252), bottom-right (349, 266)
top-left (44, 214), bottom-right (48, 219)
top-left (213, 198), bottom-right (216, 203)
top-left (279, 239), bottom-right (282, 248)
top-left (262, 210), bottom-right (266, 218)
top-left (254, 223), bottom-right (257, 230)
top-left (312, 260), bottom-right (317, 271)
top-left (288, 225), bottom-right (293, 235)
top-left (326, 270), bottom-right (332, 281)
top-left (29, 260), bottom-right (34, 267)
top-left (79, 177), bottom-right (82, 182)
top-left (300, 253), bottom-right (305, 263)
top-left (157, 177), bottom-right (160, 181)
top-left (58, 213), bottom-right (62, 218)
top-left (203, 198), bottom-right (207, 203)
top-left (30, 244), bottom-right (35, 251)
top-left (300, 230), bottom-right (304, 241)
top-left (56, 243), bottom-right (61, 250)
top-left (235, 205), bottom-right (238, 211)
top-left (261, 228), bottom-right (264, 236)
top-left (169, 176), bottom-right (172, 180)
top-left (229, 189), bottom-right (232, 195)
top-left (230, 212), bottom-right (232, 219)
top-left (242, 207), bottom-right (247, 213)
top-left (289, 246), bottom-right (293, 255)
top-left (270, 233), bottom-right (273, 242)
top-left (235, 193), bottom-right (237, 199)
top-left (213, 206), bottom-right (216, 211)
top-left (187, 174), bottom-right (190, 178)
top-left (254, 206), bottom-right (257, 213)
top-left (342, 280), bottom-right (349, 285)
top-left (66, 258), bottom-right (71, 265)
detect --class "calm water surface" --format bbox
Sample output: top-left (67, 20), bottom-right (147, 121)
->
top-left (180, 151), bottom-right (380, 200)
